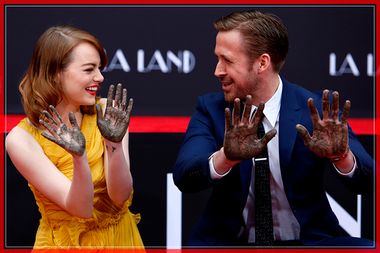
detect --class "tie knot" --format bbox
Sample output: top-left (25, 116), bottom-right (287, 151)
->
top-left (252, 108), bottom-right (266, 139)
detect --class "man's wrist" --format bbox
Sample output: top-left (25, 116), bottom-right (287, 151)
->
top-left (212, 147), bottom-right (240, 175)
top-left (330, 148), bottom-right (350, 163)
top-left (330, 148), bottom-right (355, 174)
top-left (220, 147), bottom-right (240, 167)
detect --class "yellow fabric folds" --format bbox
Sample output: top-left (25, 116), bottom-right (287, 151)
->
top-left (17, 113), bottom-right (144, 249)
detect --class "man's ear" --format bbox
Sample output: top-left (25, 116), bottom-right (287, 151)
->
top-left (258, 53), bottom-right (271, 72)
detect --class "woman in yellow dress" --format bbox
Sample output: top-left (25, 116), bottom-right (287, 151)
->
top-left (6, 26), bottom-right (144, 249)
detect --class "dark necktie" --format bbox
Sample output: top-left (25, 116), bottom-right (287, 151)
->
top-left (254, 121), bottom-right (274, 246)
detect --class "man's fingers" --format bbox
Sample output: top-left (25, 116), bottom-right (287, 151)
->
top-left (307, 98), bottom-right (320, 126)
top-left (252, 103), bottom-right (265, 123)
top-left (232, 98), bottom-right (240, 126)
top-left (341, 100), bottom-right (351, 125)
top-left (251, 102), bottom-right (265, 132)
top-left (241, 95), bottom-right (252, 125)
top-left (225, 108), bottom-right (232, 130)
top-left (331, 91), bottom-right (339, 121)
top-left (261, 128), bottom-right (277, 145)
top-left (322, 89), bottom-right (330, 120)
top-left (296, 124), bottom-right (312, 145)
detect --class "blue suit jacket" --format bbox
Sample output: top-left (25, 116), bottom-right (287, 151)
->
top-left (173, 80), bottom-right (373, 246)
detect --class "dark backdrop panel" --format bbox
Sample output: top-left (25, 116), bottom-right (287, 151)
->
top-left (6, 6), bottom-right (374, 117)
top-left (4, 5), bottom-right (375, 248)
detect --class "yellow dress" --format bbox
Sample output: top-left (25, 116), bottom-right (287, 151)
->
top-left (17, 113), bottom-right (144, 249)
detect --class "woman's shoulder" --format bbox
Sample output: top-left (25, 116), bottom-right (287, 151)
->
top-left (7, 118), bottom-right (34, 138)
top-left (6, 126), bottom-right (23, 148)
top-left (6, 121), bottom-right (41, 154)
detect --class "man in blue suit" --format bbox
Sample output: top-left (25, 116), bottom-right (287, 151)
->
top-left (172, 10), bottom-right (373, 247)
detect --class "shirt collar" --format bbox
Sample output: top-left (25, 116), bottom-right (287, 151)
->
top-left (251, 75), bottom-right (283, 128)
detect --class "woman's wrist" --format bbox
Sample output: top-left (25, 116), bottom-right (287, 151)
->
top-left (104, 140), bottom-right (123, 153)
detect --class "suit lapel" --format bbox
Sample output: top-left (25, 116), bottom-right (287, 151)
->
top-left (279, 82), bottom-right (302, 172)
